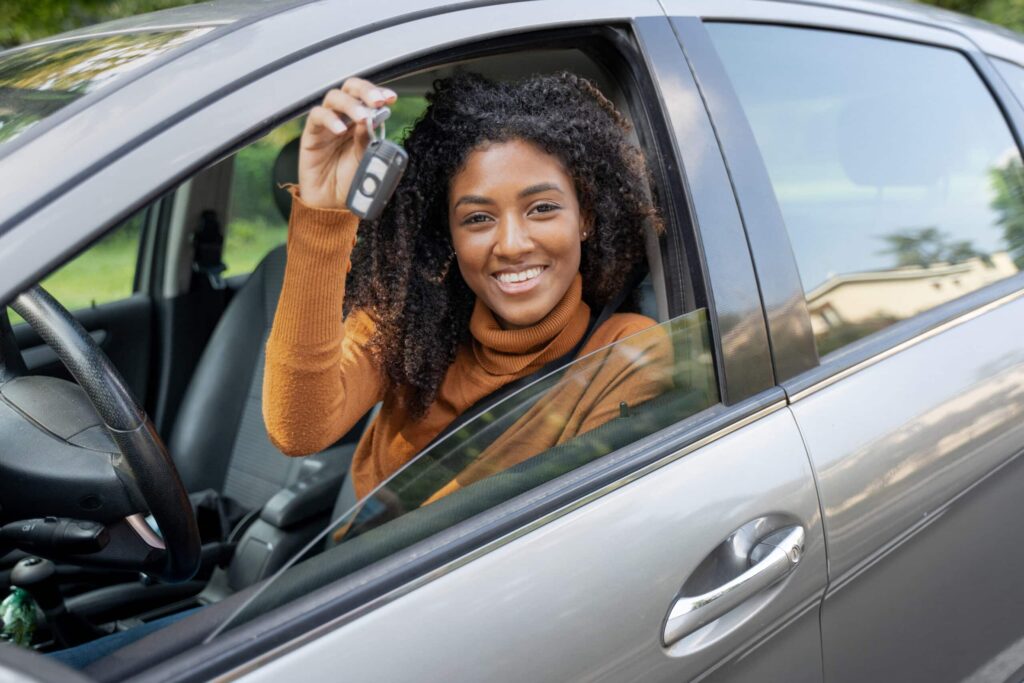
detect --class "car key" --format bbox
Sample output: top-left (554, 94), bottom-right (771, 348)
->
top-left (343, 106), bottom-right (408, 220)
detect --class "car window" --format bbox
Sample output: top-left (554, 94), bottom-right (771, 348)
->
top-left (218, 307), bottom-right (718, 631)
top-left (7, 208), bottom-right (145, 324)
top-left (707, 24), bottom-right (1024, 357)
top-left (222, 98), bottom-right (428, 277)
top-left (0, 29), bottom-right (213, 151)
top-left (993, 57), bottom-right (1024, 109)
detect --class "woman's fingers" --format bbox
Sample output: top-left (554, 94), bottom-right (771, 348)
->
top-left (324, 88), bottom-right (378, 130)
top-left (342, 77), bottom-right (397, 110)
top-left (306, 105), bottom-right (348, 141)
top-left (296, 77), bottom-right (397, 209)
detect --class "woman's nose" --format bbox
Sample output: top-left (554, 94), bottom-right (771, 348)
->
top-left (493, 217), bottom-right (534, 258)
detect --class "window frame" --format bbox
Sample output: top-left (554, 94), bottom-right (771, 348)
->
top-left (92, 13), bottom-right (780, 683)
top-left (680, 7), bottom-right (1024, 400)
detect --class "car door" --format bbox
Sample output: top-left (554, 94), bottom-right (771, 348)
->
top-left (149, 8), bottom-right (824, 683)
top-left (0, 3), bottom-right (826, 681)
top-left (674, 3), bottom-right (1024, 680)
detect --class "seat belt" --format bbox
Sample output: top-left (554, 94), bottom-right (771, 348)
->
top-left (191, 210), bottom-right (227, 292)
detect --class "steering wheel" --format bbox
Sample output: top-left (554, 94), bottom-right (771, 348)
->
top-left (0, 286), bottom-right (200, 582)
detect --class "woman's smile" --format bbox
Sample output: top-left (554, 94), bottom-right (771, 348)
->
top-left (492, 264), bottom-right (548, 293)
top-left (449, 139), bottom-right (585, 330)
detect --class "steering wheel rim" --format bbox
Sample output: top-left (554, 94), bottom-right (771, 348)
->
top-left (5, 286), bottom-right (200, 582)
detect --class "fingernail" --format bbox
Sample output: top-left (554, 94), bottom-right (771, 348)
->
top-left (369, 89), bottom-right (385, 103)
top-left (357, 106), bottom-right (374, 120)
top-left (383, 88), bottom-right (397, 100)
top-left (329, 119), bottom-right (346, 134)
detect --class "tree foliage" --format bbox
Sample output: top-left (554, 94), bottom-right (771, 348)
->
top-left (1, 1), bottom-right (206, 49)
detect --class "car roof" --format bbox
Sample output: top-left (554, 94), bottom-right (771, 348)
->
top-left (7, 0), bottom-right (1023, 53)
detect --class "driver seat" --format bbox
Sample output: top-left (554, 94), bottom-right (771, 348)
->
top-left (167, 136), bottom-right (357, 514)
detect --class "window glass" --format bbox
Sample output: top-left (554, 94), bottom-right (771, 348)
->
top-left (225, 308), bottom-right (717, 627)
top-left (994, 58), bottom-right (1024, 109)
top-left (0, 30), bottom-right (213, 150)
top-left (708, 24), bottom-right (1024, 356)
top-left (222, 97), bottom-right (429, 277)
top-left (8, 210), bottom-right (144, 324)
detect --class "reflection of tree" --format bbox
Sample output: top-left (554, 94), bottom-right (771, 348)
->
top-left (989, 155), bottom-right (1024, 270)
top-left (878, 227), bottom-right (988, 268)
top-left (0, 29), bottom-right (207, 146)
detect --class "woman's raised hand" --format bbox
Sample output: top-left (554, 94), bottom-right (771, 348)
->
top-left (298, 78), bottom-right (398, 210)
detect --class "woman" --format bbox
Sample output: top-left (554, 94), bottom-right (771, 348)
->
top-left (263, 71), bottom-right (673, 504)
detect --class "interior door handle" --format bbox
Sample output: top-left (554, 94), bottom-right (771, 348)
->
top-left (663, 525), bottom-right (805, 647)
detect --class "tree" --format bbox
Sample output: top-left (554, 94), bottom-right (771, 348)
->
top-left (1, 1), bottom-right (205, 49)
top-left (878, 227), bottom-right (987, 268)
top-left (989, 156), bottom-right (1024, 269)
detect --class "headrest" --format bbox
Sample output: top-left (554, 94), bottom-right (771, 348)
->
top-left (271, 136), bottom-right (301, 222)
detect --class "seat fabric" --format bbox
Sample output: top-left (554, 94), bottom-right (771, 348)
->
top-left (168, 245), bottom-right (353, 511)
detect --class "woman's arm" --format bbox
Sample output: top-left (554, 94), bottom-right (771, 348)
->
top-left (262, 77), bottom-right (397, 455)
top-left (262, 188), bottom-right (384, 455)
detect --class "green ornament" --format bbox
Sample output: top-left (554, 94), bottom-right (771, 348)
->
top-left (0, 588), bottom-right (37, 648)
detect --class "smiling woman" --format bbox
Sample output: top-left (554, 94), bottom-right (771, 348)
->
top-left (263, 70), bottom-right (667, 501)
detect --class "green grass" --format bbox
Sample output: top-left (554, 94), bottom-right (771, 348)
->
top-left (8, 219), bottom-right (286, 325)
top-left (223, 217), bottom-right (288, 278)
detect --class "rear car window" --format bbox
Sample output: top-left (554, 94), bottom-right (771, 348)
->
top-left (708, 24), bottom-right (1024, 356)
top-left (0, 28), bottom-right (212, 150)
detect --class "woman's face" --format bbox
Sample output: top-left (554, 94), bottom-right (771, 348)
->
top-left (448, 139), bottom-right (586, 330)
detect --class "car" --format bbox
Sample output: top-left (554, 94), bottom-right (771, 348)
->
top-left (2, 0), bottom-right (1024, 680)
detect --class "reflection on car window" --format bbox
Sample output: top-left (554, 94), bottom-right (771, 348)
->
top-left (0, 29), bottom-right (213, 149)
top-left (708, 24), bottom-right (1024, 356)
top-left (215, 308), bottom-right (717, 634)
top-left (223, 97), bottom-right (429, 277)
top-left (335, 311), bottom-right (711, 563)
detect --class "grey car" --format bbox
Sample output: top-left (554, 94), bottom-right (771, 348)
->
top-left (1, 0), bottom-right (1023, 681)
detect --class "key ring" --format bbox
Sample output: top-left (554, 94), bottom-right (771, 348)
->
top-left (367, 107), bottom-right (389, 142)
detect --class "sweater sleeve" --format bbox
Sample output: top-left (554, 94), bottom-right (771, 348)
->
top-left (262, 186), bottom-right (384, 456)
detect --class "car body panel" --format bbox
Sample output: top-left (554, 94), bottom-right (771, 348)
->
top-left (231, 407), bottom-right (825, 683)
top-left (674, 3), bottom-right (1024, 680)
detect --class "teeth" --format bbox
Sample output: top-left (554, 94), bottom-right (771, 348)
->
top-left (496, 267), bottom-right (544, 284)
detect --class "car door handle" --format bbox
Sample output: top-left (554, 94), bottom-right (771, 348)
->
top-left (663, 525), bottom-right (805, 647)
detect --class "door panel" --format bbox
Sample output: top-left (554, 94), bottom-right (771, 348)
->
top-left (235, 407), bottom-right (825, 683)
top-left (13, 293), bottom-right (152, 407)
top-left (790, 295), bottom-right (1024, 680)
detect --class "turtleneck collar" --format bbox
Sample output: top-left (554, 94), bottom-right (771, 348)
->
top-left (469, 273), bottom-right (590, 376)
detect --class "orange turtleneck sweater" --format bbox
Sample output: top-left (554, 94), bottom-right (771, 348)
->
top-left (262, 189), bottom-right (673, 501)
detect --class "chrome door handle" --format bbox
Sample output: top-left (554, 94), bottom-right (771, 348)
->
top-left (663, 525), bottom-right (805, 646)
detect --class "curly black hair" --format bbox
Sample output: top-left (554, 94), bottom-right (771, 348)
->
top-left (346, 70), bottom-right (662, 417)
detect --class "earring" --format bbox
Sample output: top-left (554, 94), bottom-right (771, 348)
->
top-left (582, 230), bottom-right (588, 240)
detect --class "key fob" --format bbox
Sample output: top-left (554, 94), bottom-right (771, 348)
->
top-left (346, 138), bottom-right (408, 220)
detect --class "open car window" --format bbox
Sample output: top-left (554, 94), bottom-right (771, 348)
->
top-left (215, 307), bottom-right (718, 634)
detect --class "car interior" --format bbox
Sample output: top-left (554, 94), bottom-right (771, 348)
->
top-left (0, 31), bottom-right (714, 676)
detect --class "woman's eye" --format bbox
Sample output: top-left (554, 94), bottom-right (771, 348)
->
top-left (529, 202), bottom-right (560, 215)
top-left (462, 213), bottom-right (491, 225)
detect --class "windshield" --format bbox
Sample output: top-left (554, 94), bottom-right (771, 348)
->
top-left (0, 28), bottom-right (213, 149)
top-left (209, 307), bottom-right (718, 639)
